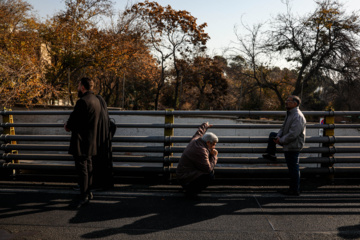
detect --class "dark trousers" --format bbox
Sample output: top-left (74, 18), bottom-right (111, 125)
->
top-left (285, 151), bottom-right (300, 192)
top-left (265, 132), bottom-right (300, 192)
top-left (74, 155), bottom-right (93, 199)
top-left (182, 172), bottom-right (215, 195)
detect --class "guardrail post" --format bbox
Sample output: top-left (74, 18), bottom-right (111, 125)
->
top-left (2, 107), bottom-right (18, 177)
top-left (321, 108), bottom-right (335, 182)
top-left (164, 109), bottom-right (174, 182)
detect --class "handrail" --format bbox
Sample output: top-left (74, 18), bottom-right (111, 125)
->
top-left (1, 123), bottom-right (360, 129)
top-left (1, 134), bottom-right (360, 144)
top-left (1, 109), bottom-right (360, 181)
top-left (1, 109), bottom-right (360, 116)
top-left (2, 154), bottom-right (360, 164)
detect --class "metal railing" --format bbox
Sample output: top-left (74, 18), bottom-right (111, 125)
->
top-left (1, 109), bottom-right (360, 181)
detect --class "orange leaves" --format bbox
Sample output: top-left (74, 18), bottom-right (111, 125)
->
top-left (125, 1), bottom-right (209, 46)
top-left (0, 0), bottom-right (56, 107)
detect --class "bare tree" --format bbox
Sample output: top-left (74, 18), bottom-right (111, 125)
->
top-left (233, 21), bottom-right (294, 109)
top-left (267, 0), bottom-right (360, 103)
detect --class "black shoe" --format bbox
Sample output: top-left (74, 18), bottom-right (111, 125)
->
top-left (262, 154), bottom-right (277, 161)
top-left (278, 189), bottom-right (300, 196)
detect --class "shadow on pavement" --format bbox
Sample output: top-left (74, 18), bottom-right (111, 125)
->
top-left (71, 195), bottom-right (256, 238)
top-left (1, 189), bottom-right (360, 239)
top-left (338, 224), bottom-right (360, 239)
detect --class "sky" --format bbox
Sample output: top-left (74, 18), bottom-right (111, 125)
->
top-left (27, 0), bottom-right (360, 56)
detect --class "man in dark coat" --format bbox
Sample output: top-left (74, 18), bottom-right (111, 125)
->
top-left (65, 77), bottom-right (101, 208)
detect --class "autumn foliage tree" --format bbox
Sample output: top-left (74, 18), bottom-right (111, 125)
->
top-left (0, 0), bottom-right (54, 107)
top-left (170, 56), bottom-right (228, 110)
top-left (88, 25), bottom-right (159, 109)
top-left (39, 0), bottom-right (113, 105)
top-left (124, 1), bottom-right (210, 109)
top-left (2, 0), bottom-right (360, 112)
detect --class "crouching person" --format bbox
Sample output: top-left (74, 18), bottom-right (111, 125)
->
top-left (176, 122), bottom-right (218, 199)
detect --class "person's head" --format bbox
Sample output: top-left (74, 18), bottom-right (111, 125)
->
top-left (78, 77), bottom-right (94, 98)
top-left (285, 95), bottom-right (301, 110)
top-left (202, 132), bottom-right (218, 150)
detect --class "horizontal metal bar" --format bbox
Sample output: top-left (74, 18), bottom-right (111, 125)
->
top-left (167, 146), bottom-right (360, 154)
top-left (2, 144), bottom-right (360, 154)
top-left (170, 110), bottom-right (360, 116)
top-left (209, 167), bottom-right (334, 175)
top-left (2, 122), bottom-right (360, 129)
top-left (0, 135), bottom-right (70, 141)
top-left (0, 153), bottom-right (73, 161)
top-left (2, 134), bottom-right (360, 144)
top-left (119, 166), bottom-right (360, 174)
top-left (2, 153), bottom-right (360, 165)
top-left (0, 110), bottom-right (73, 115)
top-left (0, 161), bottom-right (345, 173)
top-left (112, 146), bottom-right (165, 153)
top-left (0, 163), bottom-right (167, 173)
top-left (114, 156), bottom-right (165, 163)
top-left (0, 123), bottom-right (64, 128)
top-left (2, 110), bottom-right (360, 117)
top-left (333, 167), bottom-right (360, 174)
top-left (0, 144), bottom-right (69, 151)
top-left (0, 153), bottom-right (166, 163)
top-left (165, 166), bottom-right (337, 174)
top-left (306, 136), bottom-right (360, 143)
top-left (113, 166), bottom-right (165, 173)
top-left (113, 136), bottom-right (165, 143)
top-left (3, 160), bottom-right (360, 175)
top-left (0, 163), bottom-right (75, 170)
top-left (166, 156), bottom-right (360, 164)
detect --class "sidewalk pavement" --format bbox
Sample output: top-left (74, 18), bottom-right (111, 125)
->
top-left (1, 181), bottom-right (360, 240)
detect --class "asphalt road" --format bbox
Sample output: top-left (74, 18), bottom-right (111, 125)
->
top-left (1, 182), bottom-right (360, 240)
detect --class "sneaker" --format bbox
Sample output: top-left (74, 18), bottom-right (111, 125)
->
top-left (262, 154), bottom-right (277, 161)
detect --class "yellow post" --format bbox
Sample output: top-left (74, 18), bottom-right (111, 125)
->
top-left (164, 109), bottom-right (174, 181)
top-left (2, 107), bottom-right (18, 176)
top-left (322, 107), bottom-right (335, 182)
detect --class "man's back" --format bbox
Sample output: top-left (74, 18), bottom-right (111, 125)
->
top-left (67, 91), bottom-right (101, 156)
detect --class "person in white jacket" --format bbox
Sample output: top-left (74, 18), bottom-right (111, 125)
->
top-left (263, 95), bottom-right (306, 196)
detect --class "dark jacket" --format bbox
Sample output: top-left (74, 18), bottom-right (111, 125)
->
top-left (67, 91), bottom-right (101, 156)
top-left (95, 95), bottom-right (112, 160)
top-left (92, 95), bottom-right (114, 188)
top-left (176, 123), bottom-right (218, 185)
